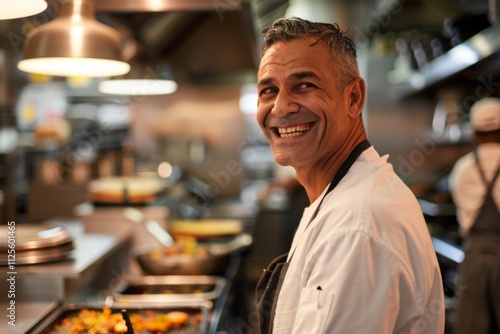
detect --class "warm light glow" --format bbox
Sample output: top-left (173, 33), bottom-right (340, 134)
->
top-left (157, 162), bottom-right (173, 179)
top-left (98, 79), bottom-right (178, 96)
top-left (149, 0), bottom-right (165, 11)
top-left (70, 26), bottom-right (84, 55)
top-left (0, 0), bottom-right (47, 20)
top-left (239, 84), bottom-right (258, 114)
top-left (18, 57), bottom-right (131, 77)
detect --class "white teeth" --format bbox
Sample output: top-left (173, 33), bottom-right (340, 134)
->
top-left (277, 126), bottom-right (309, 137)
top-left (281, 132), bottom-right (301, 138)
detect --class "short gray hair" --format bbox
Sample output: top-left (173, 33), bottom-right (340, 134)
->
top-left (261, 17), bottom-right (360, 91)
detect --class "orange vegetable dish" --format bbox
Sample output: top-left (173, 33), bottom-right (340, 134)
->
top-left (53, 308), bottom-right (196, 333)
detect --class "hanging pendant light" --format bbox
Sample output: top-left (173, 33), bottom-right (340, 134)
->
top-left (17, 0), bottom-right (130, 77)
top-left (98, 56), bottom-right (177, 96)
top-left (0, 0), bottom-right (47, 20)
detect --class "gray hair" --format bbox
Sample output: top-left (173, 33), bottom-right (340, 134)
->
top-left (261, 17), bottom-right (360, 91)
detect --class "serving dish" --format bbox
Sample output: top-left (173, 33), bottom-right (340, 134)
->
top-left (135, 233), bottom-right (252, 276)
top-left (27, 302), bottom-right (211, 334)
top-left (112, 275), bottom-right (227, 304)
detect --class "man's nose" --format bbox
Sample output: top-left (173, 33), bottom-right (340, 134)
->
top-left (272, 90), bottom-right (300, 117)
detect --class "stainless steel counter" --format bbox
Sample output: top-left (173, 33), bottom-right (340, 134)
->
top-left (14, 233), bottom-right (125, 278)
top-left (0, 300), bottom-right (60, 334)
top-left (1, 229), bottom-right (133, 302)
top-left (0, 204), bottom-right (255, 333)
top-left (0, 217), bottom-right (134, 334)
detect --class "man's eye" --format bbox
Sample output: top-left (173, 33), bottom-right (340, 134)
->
top-left (260, 87), bottom-right (277, 95)
top-left (298, 82), bottom-right (313, 89)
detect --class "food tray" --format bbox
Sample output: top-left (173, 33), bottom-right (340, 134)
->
top-left (112, 275), bottom-right (227, 304)
top-left (27, 302), bottom-right (211, 334)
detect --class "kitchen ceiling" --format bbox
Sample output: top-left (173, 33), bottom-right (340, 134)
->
top-left (93, 0), bottom-right (262, 84)
top-left (92, 0), bottom-right (490, 83)
top-left (0, 0), bottom-right (492, 87)
top-left (0, 0), bottom-right (273, 86)
top-left (93, 0), bottom-right (290, 84)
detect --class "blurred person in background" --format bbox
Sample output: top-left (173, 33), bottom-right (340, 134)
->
top-left (449, 97), bottom-right (500, 334)
top-left (254, 17), bottom-right (444, 333)
top-left (261, 164), bottom-right (308, 248)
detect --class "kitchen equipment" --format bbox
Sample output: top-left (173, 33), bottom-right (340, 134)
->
top-left (442, 12), bottom-right (490, 47)
top-left (431, 89), bottom-right (468, 142)
top-left (123, 206), bottom-right (174, 247)
top-left (0, 225), bottom-right (74, 265)
top-left (89, 176), bottom-right (165, 205)
top-left (169, 219), bottom-right (244, 239)
top-left (27, 302), bottom-right (210, 334)
top-left (120, 309), bottom-right (134, 334)
top-left (112, 275), bottom-right (227, 304)
top-left (135, 233), bottom-right (253, 275)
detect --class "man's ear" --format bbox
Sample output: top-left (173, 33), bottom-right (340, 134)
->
top-left (345, 78), bottom-right (366, 118)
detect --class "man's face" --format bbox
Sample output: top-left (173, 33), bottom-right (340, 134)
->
top-left (256, 38), bottom-right (353, 169)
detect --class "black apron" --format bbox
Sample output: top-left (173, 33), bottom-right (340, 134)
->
top-left (255, 139), bottom-right (371, 334)
top-left (464, 150), bottom-right (500, 252)
top-left (453, 150), bottom-right (500, 334)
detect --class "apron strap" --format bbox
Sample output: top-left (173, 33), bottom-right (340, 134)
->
top-left (473, 149), bottom-right (500, 188)
top-left (467, 149), bottom-right (500, 247)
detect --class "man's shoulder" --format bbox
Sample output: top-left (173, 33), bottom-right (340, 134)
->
top-left (449, 151), bottom-right (476, 190)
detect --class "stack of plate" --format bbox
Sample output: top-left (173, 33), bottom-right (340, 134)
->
top-left (0, 225), bottom-right (74, 265)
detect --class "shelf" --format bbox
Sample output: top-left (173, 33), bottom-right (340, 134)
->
top-left (431, 236), bottom-right (464, 264)
top-left (394, 24), bottom-right (500, 98)
top-left (418, 199), bottom-right (456, 217)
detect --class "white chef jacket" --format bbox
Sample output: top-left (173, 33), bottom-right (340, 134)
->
top-left (448, 143), bottom-right (500, 236)
top-left (273, 146), bottom-right (445, 334)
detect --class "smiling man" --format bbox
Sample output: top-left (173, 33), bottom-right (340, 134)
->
top-left (254, 17), bottom-right (445, 334)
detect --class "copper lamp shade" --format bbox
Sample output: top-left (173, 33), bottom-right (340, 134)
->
top-left (17, 0), bottom-right (130, 77)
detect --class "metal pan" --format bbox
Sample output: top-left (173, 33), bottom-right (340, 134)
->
top-left (134, 233), bottom-right (252, 276)
top-left (135, 249), bottom-right (230, 276)
top-left (27, 301), bottom-right (211, 334)
top-left (112, 275), bottom-right (227, 304)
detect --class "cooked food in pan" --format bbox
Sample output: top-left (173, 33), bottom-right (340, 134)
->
top-left (159, 236), bottom-right (209, 256)
top-left (54, 308), bottom-right (127, 334)
top-left (50, 308), bottom-right (198, 333)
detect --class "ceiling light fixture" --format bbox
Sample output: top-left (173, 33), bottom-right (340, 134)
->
top-left (17, 0), bottom-right (130, 77)
top-left (98, 57), bottom-right (177, 96)
top-left (0, 0), bottom-right (47, 20)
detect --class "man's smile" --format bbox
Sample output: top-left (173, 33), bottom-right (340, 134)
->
top-left (272, 123), bottom-right (314, 138)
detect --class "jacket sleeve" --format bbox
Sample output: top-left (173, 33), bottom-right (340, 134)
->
top-left (290, 232), bottom-right (418, 334)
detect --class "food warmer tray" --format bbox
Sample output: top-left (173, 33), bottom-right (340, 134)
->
top-left (27, 301), bottom-right (211, 334)
top-left (112, 275), bottom-right (227, 304)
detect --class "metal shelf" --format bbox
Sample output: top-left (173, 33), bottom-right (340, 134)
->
top-left (432, 236), bottom-right (464, 264)
top-left (394, 24), bottom-right (500, 98)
